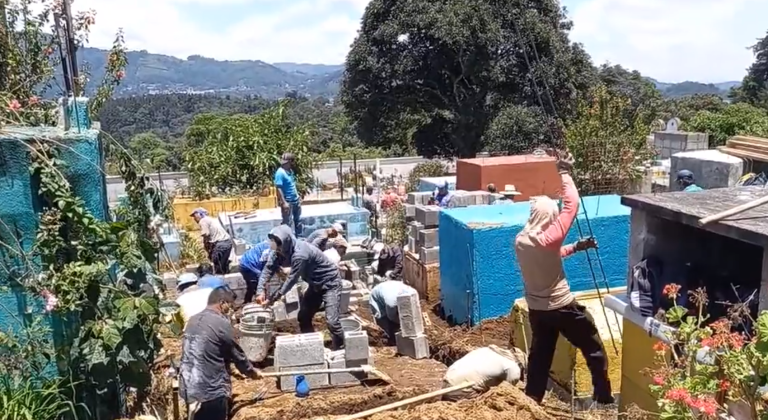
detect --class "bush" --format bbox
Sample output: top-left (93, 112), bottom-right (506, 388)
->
top-left (687, 102), bottom-right (768, 147)
top-left (406, 161), bottom-right (448, 193)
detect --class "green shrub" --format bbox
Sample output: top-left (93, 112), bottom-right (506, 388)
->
top-left (406, 161), bottom-right (447, 193)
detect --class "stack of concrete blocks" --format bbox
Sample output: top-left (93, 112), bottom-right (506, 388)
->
top-left (653, 119), bottom-right (709, 159)
top-left (412, 205), bottom-right (440, 264)
top-left (272, 285), bottom-right (300, 321)
top-left (274, 332), bottom-right (329, 391)
top-left (446, 190), bottom-right (493, 208)
top-left (669, 149), bottom-right (743, 191)
top-left (326, 330), bottom-right (373, 385)
top-left (395, 290), bottom-right (429, 359)
top-left (405, 191), bottom-right (433, 223)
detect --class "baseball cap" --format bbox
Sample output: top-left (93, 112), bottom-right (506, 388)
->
top-left (676, 170), bottom-right (694, 181)
top-left (281, 153), bottom-right (295, 164)
top-left (190, 207), bottom-right (208, 217)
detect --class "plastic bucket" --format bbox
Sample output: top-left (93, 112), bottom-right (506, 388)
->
top-left (340, 317), bottom-right (362, 333)
top-left (239, 304), bottom-right (274, 362)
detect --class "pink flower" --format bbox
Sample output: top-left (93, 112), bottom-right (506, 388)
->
top-left (689, 396), bottom-right (719, 416)
top-left (8, 99), bottom-right (21, 111)
top-left (652, 375), bottom-right (664, 386)
top-left (44, 46), bottom-right (54, 56)
top-left (116, 70), bottom-right (125, 80)
top-left (665, 388), bottom-right (692, 404)
top-left (28, 96), bottom-right (39, 105)
top-left (40, 289), bottom-right (59, 312)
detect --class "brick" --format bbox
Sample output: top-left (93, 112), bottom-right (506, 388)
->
top-left (185, 264), bottom-right (199, 274)
top-left (404, 203), bottom-right (416, 219)
top-left (340, 290), bottom-right (351, 314)
top-left (447, 192), bottom-right (475, 208)
top-left (275, 332), bottom-right (325, 367)
top-left (419, 246), bottom-right (439, 264)
top-left (278, 362), bottom-right (329, 391)
top-left (415, 205), bottom-right (440, 227)
top-left (234, 239), bottom-right (247, 256)
top-left (407, 192), bottom-right (433, 205)
top-left (408, 237), bottom-right (417, 254)
top-left (418, 229), bottom-right (438, 248)
top-left (409, 221), bottom-right (423, 239)
top-left (397, 290), bottom-right (424, 337)
top-left (395, 333), bottom-right (429, 359)
top-left (284, 285), bottom-right (300, 304)
top-left (326, 350), bottom-right (366, 385)
top-left (343, 330), bottom-right (369, 365)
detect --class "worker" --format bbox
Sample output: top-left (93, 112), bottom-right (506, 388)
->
top-left (493, 185), bottom-right (522, 205)
top-left (274, 152), bottom-right (302, 234)
top-left (441, 345), bottom-right (526, 401)
top-left (430, 181), bottom-right (453, 207)
top-left (305, 222), bottom-right (345, 250)
top-left (176, 274), bottom-right (226, 324)
top-left (177, 273), bottom-right (199, 295)
top-left (676, 169), bottom-right (703, 192)
top-left (362, 185), bottom-right (377, 217)
top-left (513, 149), bottom-right (614, 406)
top-left (369, 280), bottom-right (417, 345)
top-left (239, 240), bottom-right (272, 304)
top-left (371, 242), bottom-right (404, 281)
top-left (191, 208), bottom-right (233, 275)
top-left (486, 183), bottom-right (497, 193)
top-left (323, 236), bottom-right (350, 265)
top-left (180, 286), bottom-right (261, 420)
top-left (255, 225), bottom-right (345, 349)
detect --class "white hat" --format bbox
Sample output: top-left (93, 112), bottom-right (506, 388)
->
top-left (501, 185), bottom-right (522, 196)
top-left (331, 222), bottom-right (345, 233)
top-left (372, 242), bottom-right (385, 260)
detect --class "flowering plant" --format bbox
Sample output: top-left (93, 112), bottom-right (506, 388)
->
top-left (647, 284), bottom-right (768, 419)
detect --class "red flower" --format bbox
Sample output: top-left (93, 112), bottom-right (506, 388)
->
top-left (653, 375), bottom-right (665, 385)
top-left (689, 396), bottom-right (719, 416)
top-left (663, 283), bottom-right (681, 299)
top-left (653, 341), bottom-right (668, 352)
top-left (116, 70), bottom-right (125, 80)
top-left (665, 387), bottom-right (692, 404)
top-left (8, 99), bottom-right (21, 111)
top-left (729, 333), bottom-right (744, 350)
top-left (719, 380), bottom-right (730, 391)
top-left (701, 337), bottom-right (715, 348)
top-left (28, 96), bottom-right (39, 105)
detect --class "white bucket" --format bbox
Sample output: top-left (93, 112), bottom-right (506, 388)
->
top-left (239, 304), bottom-right (274, 362)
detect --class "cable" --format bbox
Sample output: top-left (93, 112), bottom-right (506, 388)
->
top-left (510, 7), bottom-right (622, 354)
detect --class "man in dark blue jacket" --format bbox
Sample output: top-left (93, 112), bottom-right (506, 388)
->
top-left (255, 225), bottom-right (345, 349)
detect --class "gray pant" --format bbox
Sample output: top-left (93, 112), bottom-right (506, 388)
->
top-left (298, 281), bottom-right (344, 349)
top-left (370, 299), bottom-right (399, 344)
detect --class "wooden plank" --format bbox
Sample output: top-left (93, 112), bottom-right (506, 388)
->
top-left (731, 135), bottom-right (768, 145)
top-left (403, 251), bottom-right (440, 302)
top-left (717, 146), bottom-right (768, 163)
top-left (726, 139), bottom-right (768, 153)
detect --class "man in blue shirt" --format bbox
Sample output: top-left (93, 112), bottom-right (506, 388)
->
top-left (430, 181), bottom-right (453, 207)
top-left (274, 153), bottom-right (302, 234)
top-left (369, 280), bottom-right (418, 345)
top-left (676, 169), bottom-right (703, 192)
top-left (239, 240), bottom-right (272, 304)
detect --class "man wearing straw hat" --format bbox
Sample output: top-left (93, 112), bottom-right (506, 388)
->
top-left (493, 184), bottom-right (521, 205)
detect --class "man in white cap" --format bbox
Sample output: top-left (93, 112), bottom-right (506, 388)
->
top-left (370, 242), bottom-right (404, 282)
top-left (190, 208), bottom-right (233, 274)
top-left (305, 222), bottom-right (345, 251)
top-left (493, 185), bottom-right (521, 205)
top-left (274, 152), bottom-right (303, 234)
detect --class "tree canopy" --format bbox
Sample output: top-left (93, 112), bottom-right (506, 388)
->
top-left (341, 0), bottom-right (595, 158)
top-left (731, 30), bottom-right (768, 110)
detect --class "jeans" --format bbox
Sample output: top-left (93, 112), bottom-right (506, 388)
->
top-left (209, 239), bottom-right (233, 275)
top-left (525, 301), bottom-right (613, 404)
top-left (298, 281), bottom-right (344, 349)
top-left (281, 201), bottom-right (302, 235)
top-left (190, 397), bottom-right (229, 420)
top-left (240, 267), bottom-right (260, 304)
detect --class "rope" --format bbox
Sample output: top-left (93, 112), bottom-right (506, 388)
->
top-left (510, 8), bottom-right (621, 355)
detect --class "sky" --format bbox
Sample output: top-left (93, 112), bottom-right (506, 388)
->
top-left (72, 0), bottom-right (768, 83)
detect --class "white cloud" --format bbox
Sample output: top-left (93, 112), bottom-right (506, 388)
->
top-left (568, 0), bottom-right (767, 82)
top-left (70, 0), bottom-right (765, 81)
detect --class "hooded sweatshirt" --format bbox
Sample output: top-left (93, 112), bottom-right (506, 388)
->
top-left (514, 174), bottom-right (579, 311)
top-left (257, 225), bottom-right (341, 298)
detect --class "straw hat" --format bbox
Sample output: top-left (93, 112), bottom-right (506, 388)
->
top-left (501, 185), bottom-right (522, 196)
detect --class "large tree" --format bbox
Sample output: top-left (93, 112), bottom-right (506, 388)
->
top-left (731, 29), bottom-right (768, 110)
top-left (340, 0), bottom-right (596, 158)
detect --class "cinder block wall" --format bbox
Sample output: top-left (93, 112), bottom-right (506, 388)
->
top-left (653, 132), bottom-right (709, 159)
top-left (669, 149), bottom-right (743, 190)
top-left (0, 126), bottom-right (106, 333)
top-left (439, 195), bottom-right (630, 325)
top-left (455, 155), bottom-right (560, 200)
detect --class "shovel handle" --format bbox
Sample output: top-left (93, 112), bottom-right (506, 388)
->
top-left (260, 365), bottom-right (370, 378)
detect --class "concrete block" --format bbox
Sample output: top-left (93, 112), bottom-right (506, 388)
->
top-left (273, 300), bottom-right (299, 322)
top-left (404, 203), bottom-right (416, 219)
top-left (447, 192), bottom-right (475, 208)
top-left (278, 362), bottom-right (329, 391)
top-left (284, 285), bottom-right (300, 304)
top-left (395, 332), bottom-right (429, 359)
top-left (340, 290), bottom-right (351, 314)
top-left (409, 221), bottom-right (423, 239)
top-left (349, 266), bottom-right (360, 282)
top-left (407, 191), bottom-right (433, 205)
top-left (327, 350), bottom-right (366, 385)
top-left (224, 273), bottom-right (247, 305)
top-left (418, 229), bottom-right (438, 248)
top-left (419, 246), bottom-right (439, 264)
top-left (275, 332), bottom-right (325, 367)
top-left (397, 290), bottom-right (424, 337)
top-left (408, 237), bottom-right (417, 254)
top-left (669, 149), bottom-right (743, 191)
top-left (415, 205), bottom-right (440, 227)
top-left (234, 238), bottom-right (247, 256)
top-left (343, 330), bottom-right (369, 365)
top-left (162, 272), bottom-right (177, 290)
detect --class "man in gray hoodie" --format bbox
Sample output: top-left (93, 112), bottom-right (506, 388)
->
top-left (255, 225), bottom-right (345, 349)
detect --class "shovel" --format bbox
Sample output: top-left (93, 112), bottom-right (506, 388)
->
top-left (261, 364), bottom-right (393, 384)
